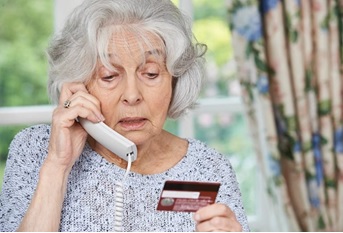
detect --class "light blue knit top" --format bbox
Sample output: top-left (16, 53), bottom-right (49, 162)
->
top-left (0, 124), bottom-right (249, 231)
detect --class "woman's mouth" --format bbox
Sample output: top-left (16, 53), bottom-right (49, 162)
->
top-left (118, 117), bottom-right (147, 130)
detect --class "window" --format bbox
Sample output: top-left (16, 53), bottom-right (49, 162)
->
top-left (0, 0), bottom-right (53, 182)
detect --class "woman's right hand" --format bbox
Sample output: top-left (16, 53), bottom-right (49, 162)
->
top-left (46, 82), bottom-right (105, 172)
top-left (17, 82), bottom-right (105, 231)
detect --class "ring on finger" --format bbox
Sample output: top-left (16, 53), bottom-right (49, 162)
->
top-left (63, 99), bottom-right (72, 108)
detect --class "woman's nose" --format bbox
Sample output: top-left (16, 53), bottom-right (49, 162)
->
top-left (120, 75), bottom-right (142, 105)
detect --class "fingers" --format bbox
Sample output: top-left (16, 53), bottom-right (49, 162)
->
top-left (53, 104), bottom-right (102, 128)
top-left (58, 82), bottom-right (104, 123)
top-left (47, 82), bottom-right (103, 170)
top-left (194, 203), bottom-right (242, 232)
top-left (63, 92), bottom-right (104, 122)
top-left (194, 203), bottom-right (232, 222)
top-left (59, 82), bottom-right (88, 105)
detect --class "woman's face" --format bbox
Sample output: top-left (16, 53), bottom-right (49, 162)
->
top-left (87, 30), bottom-right (172, 146)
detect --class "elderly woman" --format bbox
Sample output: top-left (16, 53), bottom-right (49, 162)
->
top-left (0, 0), bottom-right (249, 231)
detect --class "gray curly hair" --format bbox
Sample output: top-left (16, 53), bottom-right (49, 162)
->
top-left (47, 0), bottom-right (207, 119)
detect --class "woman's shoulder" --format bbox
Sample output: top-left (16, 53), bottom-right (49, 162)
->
top-left (187, 138), bottom-right (226, 159)
top-left (8, 124), bottom-right (51, 159)
top-left (11, 124), bottom-right (51, 143)
top-left (185, 138), bottom-right (233, 170)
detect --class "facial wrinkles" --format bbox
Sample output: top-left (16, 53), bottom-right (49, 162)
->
top-left (102, 33), bottom-right (168, 94)
top-left (90, 30), bottom-right (172, 133)
top-left (109, 38), bottom-right (165, 70)
top-left (95, 34), bottom-right (166, 89)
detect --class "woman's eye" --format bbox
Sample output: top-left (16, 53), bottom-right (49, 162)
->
top-left (145, 73), bottom-right (159, 79)
top-left (102, 76), bottom-right (114, 82)
top-left (102, 73), bottom-right (118, 82)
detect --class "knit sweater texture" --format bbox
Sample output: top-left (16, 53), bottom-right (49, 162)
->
top-left (0, 124), bottom-right (249, 231)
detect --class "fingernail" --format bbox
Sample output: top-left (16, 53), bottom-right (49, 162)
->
top-left (97, 114), bottom-right (105, 122)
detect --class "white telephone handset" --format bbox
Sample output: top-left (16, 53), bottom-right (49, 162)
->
top-left (79, 118), bottom-right (137, 162)
top-left (79, 118), bottom-right (135, 231)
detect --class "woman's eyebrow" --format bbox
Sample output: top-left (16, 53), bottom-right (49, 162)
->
top-left (145, 49), bottom-right (163, 56)
top-left (145, 49), bottom-right (166, 61)
top-left (104, 49), bottom-right (165, 64)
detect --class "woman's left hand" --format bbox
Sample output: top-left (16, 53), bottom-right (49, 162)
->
top-left (193, 203), bottom-right (242, 232)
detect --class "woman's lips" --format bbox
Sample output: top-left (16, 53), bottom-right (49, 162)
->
top-left (118, 117), bottom-right (147, 130)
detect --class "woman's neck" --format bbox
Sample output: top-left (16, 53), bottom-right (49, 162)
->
top-left (87, 130), bottom-right (188, 174)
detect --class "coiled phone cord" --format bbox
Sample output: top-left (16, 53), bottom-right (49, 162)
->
top-left (113, 154), bottom-right (132, 232)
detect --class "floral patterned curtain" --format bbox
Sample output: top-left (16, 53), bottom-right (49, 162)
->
top-left (227, 0), bottom-right (343, 231)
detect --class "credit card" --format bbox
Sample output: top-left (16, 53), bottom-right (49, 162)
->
top-left (156, 180), bottom-right (221, 212)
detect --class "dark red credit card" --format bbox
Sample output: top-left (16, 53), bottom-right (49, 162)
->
top-left (156, 180), bottom-right (221, 212)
